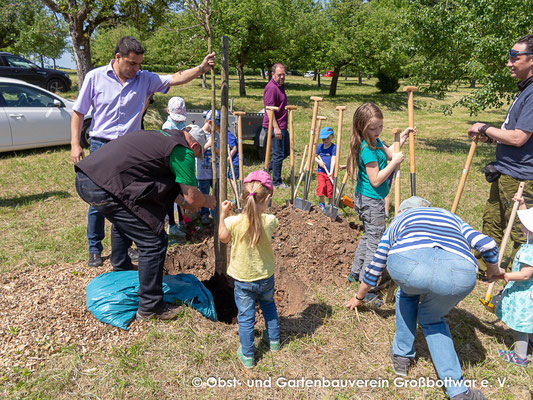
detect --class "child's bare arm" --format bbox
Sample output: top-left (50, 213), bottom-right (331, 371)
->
top-left (218, 200), bottom-right (233, 243)
top-left (505, 264), bottom-right (533, 282)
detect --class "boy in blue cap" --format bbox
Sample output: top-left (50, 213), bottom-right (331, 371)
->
top-left (315, 126), bottom-right (336, 211)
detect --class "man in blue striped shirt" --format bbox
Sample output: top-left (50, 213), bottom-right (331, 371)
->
top-left (346, 196), bottom-right (503, 400)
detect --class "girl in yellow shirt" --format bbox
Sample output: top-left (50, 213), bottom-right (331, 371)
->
top-left (219, 170), bottom-right (280, 368)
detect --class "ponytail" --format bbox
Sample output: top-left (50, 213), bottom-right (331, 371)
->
top-left (241, 181), bottom-right (272, 247)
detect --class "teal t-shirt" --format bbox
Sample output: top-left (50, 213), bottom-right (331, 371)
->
top-left (169, 145), bottom-right (198, 187)
top-left (355, 138), bottom-right (389, 199)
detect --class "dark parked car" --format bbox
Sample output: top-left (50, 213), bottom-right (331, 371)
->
top-left (0, 52), bottom-right (71, 92)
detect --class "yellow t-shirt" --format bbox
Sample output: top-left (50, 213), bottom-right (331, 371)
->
top-left (225, 213), bottom-right (278, 282)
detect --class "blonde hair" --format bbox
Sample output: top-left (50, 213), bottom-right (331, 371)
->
top-left (240, 181), bottom-right (273, 247)
top-left (346, 103), bottom-right (384, 178)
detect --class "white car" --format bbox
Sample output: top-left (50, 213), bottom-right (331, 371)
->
top-left (304, 71), bottom-right (315, 78)
top-left (0, 77), bottom-right (92, 153)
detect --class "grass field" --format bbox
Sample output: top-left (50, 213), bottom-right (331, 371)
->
top-left (1, 73), bottom-right (532, 399)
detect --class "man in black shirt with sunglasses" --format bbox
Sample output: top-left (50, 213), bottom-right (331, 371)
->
top-left (468, 34), bottom-right (533, 278)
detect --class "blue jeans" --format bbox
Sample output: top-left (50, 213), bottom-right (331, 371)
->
top-left (387, 247), bottom-right (477, 398)
top-left (198, 179), bottom-right (214, 217)
top-left (264, 128), bottom-right (289, 186)
top-left (76, 171), bottom-right (168, 313)
top-left (234, 275), bottom-right (280, 358)
top-left (87, 137), bottom-right (109, 254)
top-left (351, 193), bottom-right (386, 282)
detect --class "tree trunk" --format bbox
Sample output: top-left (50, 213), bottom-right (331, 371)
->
top-left (358, 70), bottom-right (362, 85)
top-left (261, 68), bottom-right (266, 79)
top-left (470, 79), bottom-right (476, 88)
top-left (328, 66), bottom-right (341, 97)
top-left (71, 29), bottom-right (93, 88)
top-left (40, 55), bottom-right (44, 68)
top-left (201, 73), bottom-right (206, 89)
top-left (236, 63), bottom-right (246, 97)
top-left (313, 69), bottom-right (318, 81)
top-left (317, 73), bottom-right (321, 89)
top-left (53, 58), bottom-right (57, 69)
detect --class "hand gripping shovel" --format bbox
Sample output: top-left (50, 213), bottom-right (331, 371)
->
top-left (294, 96), bottom-right (323, 211)
top-left (325, 105), bottom-right (346, 220)
top-left (480, 181), bottom-right (525, 313)
top-left (286, 105), bottom-right (298, 204)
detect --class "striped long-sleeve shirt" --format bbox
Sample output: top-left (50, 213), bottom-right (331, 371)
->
top-left (363, 207), bottom-right (499, 288)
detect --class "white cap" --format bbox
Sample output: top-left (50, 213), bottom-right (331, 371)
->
top-left (517, 207), bottom-right (533, 233)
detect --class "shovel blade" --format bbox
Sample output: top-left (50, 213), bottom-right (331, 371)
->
top-left (293, 197), bottom-right (312, 212)
top-left (479, 297), bottom-right (495, 313)
top-left (325, 205), bottom-right (338, 221)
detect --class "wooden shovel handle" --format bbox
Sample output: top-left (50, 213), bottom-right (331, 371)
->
top-left (484, 181), bottom-right (526, 301)
top-left (264, 106), bottom-right (279, 170)
top-left (235, 112), bottom-right (245, 183)
top-left (451, 138), bottom-right (478, 214)
top-left (334, 106), bottom-right (346, 179)
top-left (393, 128), bottom-right (402, 216)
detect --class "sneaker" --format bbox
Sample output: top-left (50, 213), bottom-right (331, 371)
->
top-left (88, 253), bottom-right (103, 267)
top-left (364, 292), bottom-right (384, 307)
top-left (347, 272), bottom-right (358, 283)
top-left (128, 248), bottom-right (139, 262)
top-left (237, 346), bottom-right (255, 368)
top-left (450, 389), bottom-right (486, 400)
top-left (136, 304), bottom-right (183, 321)
top-left (168, 224), bottom-right (186, 238)
top-left (498, 349), bottom-right (529, 366)
top-left (274, 183), bottom-right (289, 189)
top-left (262, 330), bottom-right (281, 352)
top-left (390, 350), bottom-right (411, 377)
top-left (201, 214), bottom-right (213, 226)
top-left (318, 202), bottom-right (326, 212)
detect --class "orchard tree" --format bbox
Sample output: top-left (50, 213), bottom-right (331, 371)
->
top-left (405, 0), bottom-right (533, 113)
top-left (40, 0), bottom-right (178, 87)
top-left (0, 0), bottom-right (68, 64)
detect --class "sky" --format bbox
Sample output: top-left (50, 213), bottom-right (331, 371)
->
top-left (57, 51), bottom-right (76, 70)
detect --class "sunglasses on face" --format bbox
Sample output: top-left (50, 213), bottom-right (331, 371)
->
top-left (509, 49), bottom-right (533, 58)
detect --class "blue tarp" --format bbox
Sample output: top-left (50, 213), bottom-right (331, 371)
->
top-left (86, 271), bottom-right (217, 330)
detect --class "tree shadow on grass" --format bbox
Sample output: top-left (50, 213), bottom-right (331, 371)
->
top-left (0, 190), bottom-right (71, 207)
top-left (418, 137), bottom-right (496, 166)
top-left (411, 307), bottom-right (514, 368)
top-left (254, 302), bottom-right (333, 361)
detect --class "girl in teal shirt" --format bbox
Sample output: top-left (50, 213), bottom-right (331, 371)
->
top-left (346, 103), bottom-right (413, 299)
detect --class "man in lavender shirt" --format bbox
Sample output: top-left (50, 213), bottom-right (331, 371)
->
top-left (71, 36), bottom-right (215, 267)
top-left (262, 63), bottom-right (288, 187)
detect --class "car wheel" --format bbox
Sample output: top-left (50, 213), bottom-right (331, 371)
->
top-left (46, 78), bottom-right (67, 93)
top-left (80, 118), bottom-right (92, 149)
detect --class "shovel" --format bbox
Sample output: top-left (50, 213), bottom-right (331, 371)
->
top-left (294, 96), bottom-right (323, 211)
top-left (263, 106), bottom-right (279, 172)
top-left (325, 105), bottom-right (346, 217)
top-left (286, 105), bottom-right (298, 203)
top-left (403, 86), bottom-right (418, 196)
top-left (325, 172), bottom-right (350, 221)
top-left (450, 137), bottom-right (478, 214)
top-left (480, 181), bottom-right (525, 313)
top-left (234, 111), bottom-right (245, 195)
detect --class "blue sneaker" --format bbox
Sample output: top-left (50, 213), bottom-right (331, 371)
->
top-left (318, 202), bottom-right (326, 212)
top-left (347, 272), bottom-right (358, 283)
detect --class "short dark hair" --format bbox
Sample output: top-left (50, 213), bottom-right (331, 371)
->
top-left (516, 34), bottom-right (533, 53)
top-left (272, 63), bottom-right (285, 74)
top-left (115, 36), bottom-right (144, 57)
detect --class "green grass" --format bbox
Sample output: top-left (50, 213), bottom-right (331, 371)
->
top-left (1, 74), bottom-right (532, 399)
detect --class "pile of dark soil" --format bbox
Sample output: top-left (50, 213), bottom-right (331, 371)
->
top-left (165, 204), bottom-right (361, 323)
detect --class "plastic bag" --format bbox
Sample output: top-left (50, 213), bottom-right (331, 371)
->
top-left (86, 271), bottom-right (217, 330)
